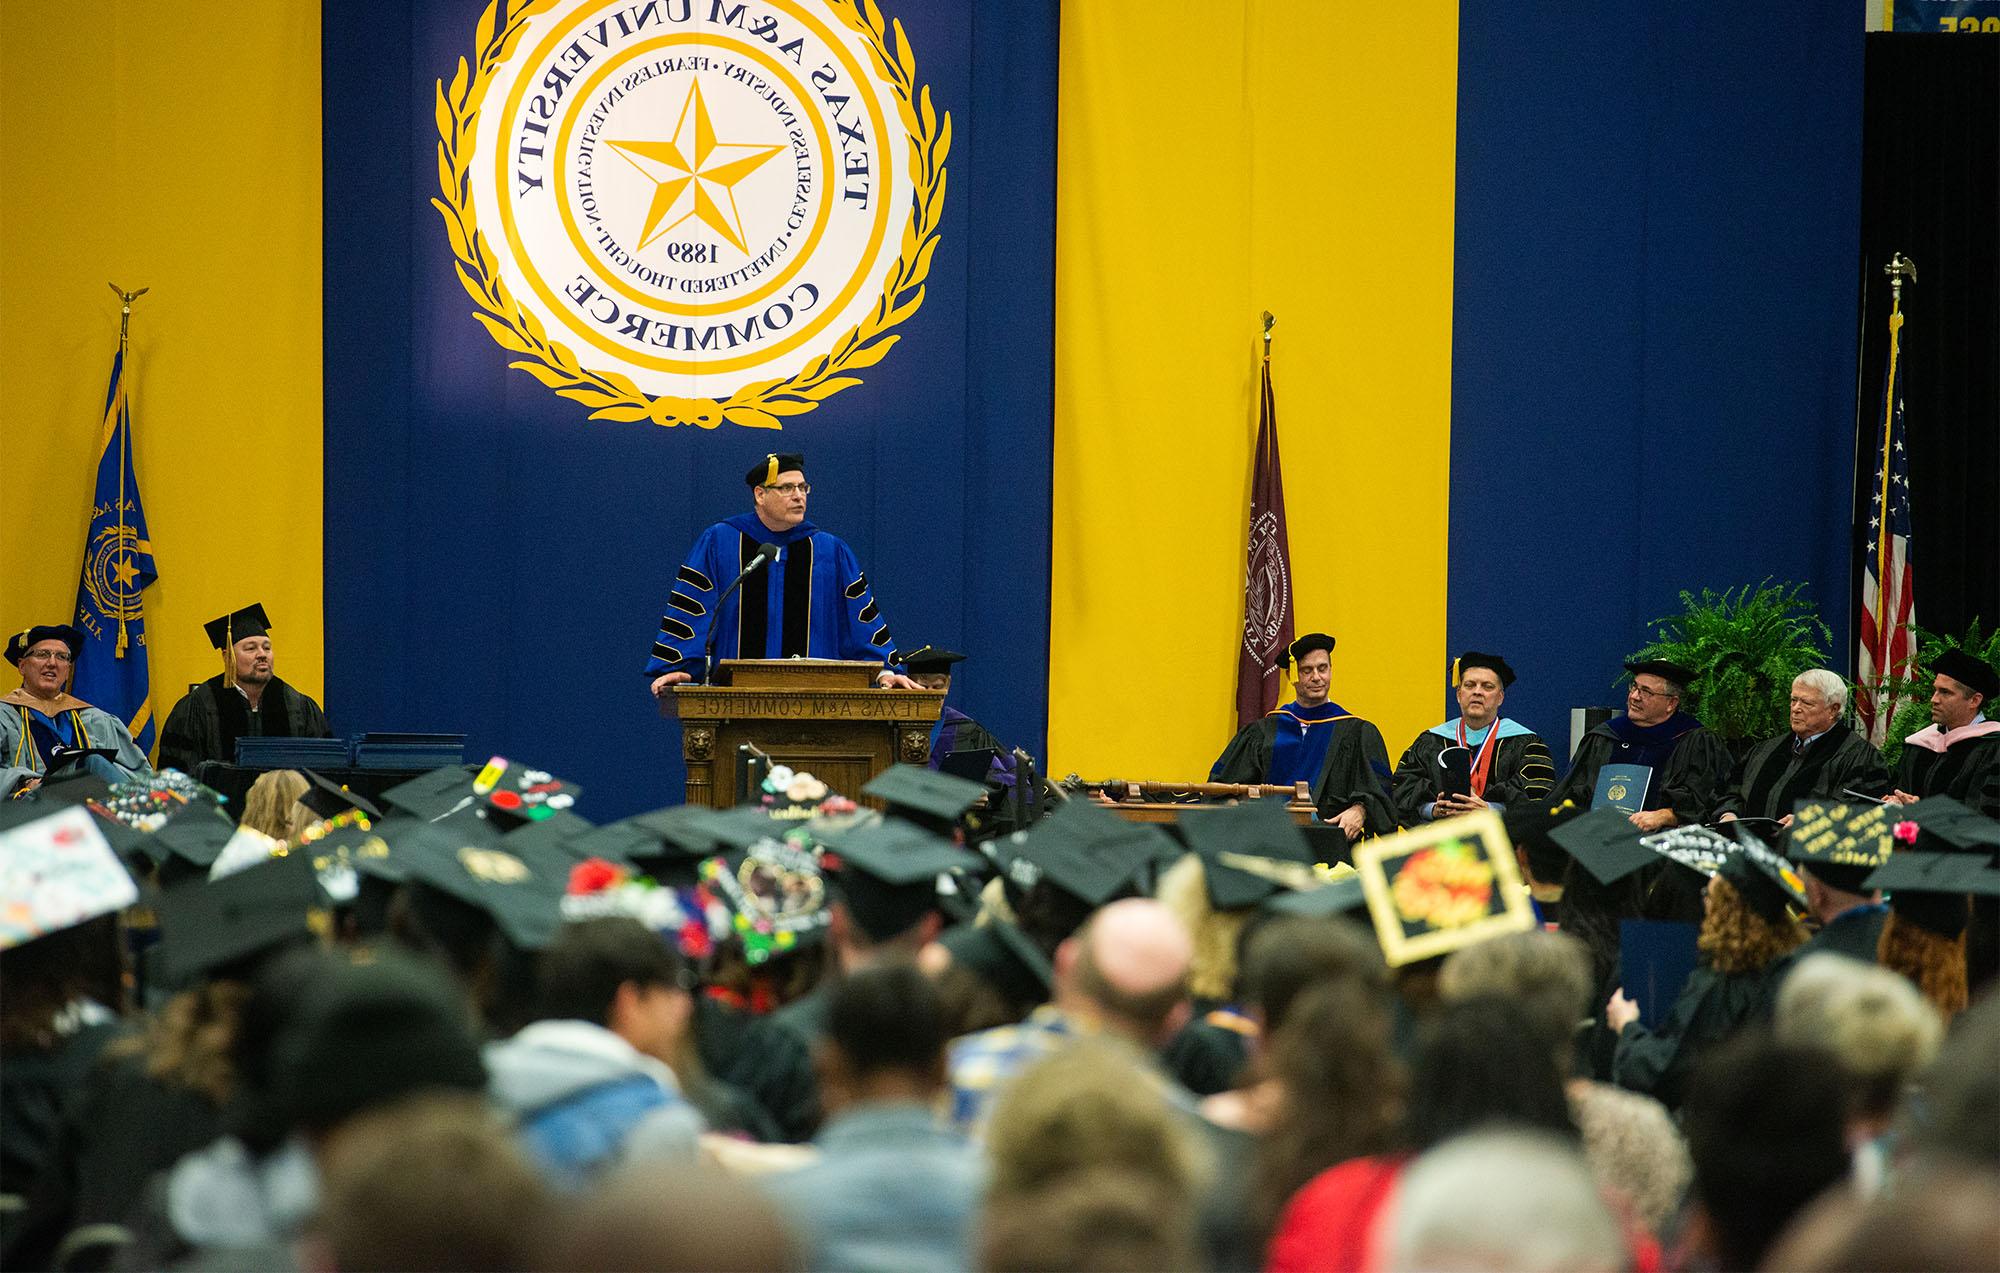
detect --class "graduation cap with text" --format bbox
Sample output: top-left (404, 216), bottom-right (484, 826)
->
top-left (1175, 798), bottom-right (1319, 908)
top-left (819, 817), bottom-right (985, 942)
top-left (862, 765), bottom-right (988, 836)
top-left (998, 799), bottom-right (1181, 907)
top-left (153, 853), bottom-right (322, 986)
top-left (0, 806), bottom-right (141, 951)
top-left (1787, 800), bottom-right (1899, 894)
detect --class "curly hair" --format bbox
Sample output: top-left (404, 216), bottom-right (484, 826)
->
top-left (104, 979), bottom-right (253, 1106)
top-left (1697, 877), bottom-right (1807, 975)
top-left (1877, 914), bottom-right (1968, 1020)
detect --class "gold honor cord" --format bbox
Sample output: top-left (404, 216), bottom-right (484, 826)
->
top-left (107, 283), bottom-right (149, 659)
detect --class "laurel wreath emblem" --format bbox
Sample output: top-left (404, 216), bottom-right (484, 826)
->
top-left (432, 0), bottom-right (949, 429)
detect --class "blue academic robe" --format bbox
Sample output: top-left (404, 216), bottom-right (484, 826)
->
top-left (645, 514), bottom-right (901, 679)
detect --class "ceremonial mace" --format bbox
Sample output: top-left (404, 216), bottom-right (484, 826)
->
top-left (106, 283), bottom-right (149, 657)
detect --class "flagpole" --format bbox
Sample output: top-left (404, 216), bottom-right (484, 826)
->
top-left (1262, 310), bottom-right (1275, 361)
top-left (106, 283), bottom-right (148, 658)
top-left (1871, 255), bottom-right (1913, 653)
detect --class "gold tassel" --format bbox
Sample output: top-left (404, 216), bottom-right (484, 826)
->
top-left (222, 616), bottom-right (236, 689)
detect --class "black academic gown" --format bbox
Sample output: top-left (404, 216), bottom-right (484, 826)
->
top-left (1391, 723), bottom-right (1557, 827)
top-left (1609, 962), bottom-right (1781, 1111)
top-left (157, 676), bottom-right (332, 774)
top-left (1893, 730), bottom-right (2000, 819)
top-left (1550, 717), bottom-right (1734, 826)
top-left (1713, 723), bottom-right (1891, 821)
top-left (1210, 715), bottom-right (1398, 833)
top-left (721, 989), bottom-right (827, 1143)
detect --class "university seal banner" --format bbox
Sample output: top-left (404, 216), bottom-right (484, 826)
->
top-left (435, 0), bottom-right (948, 428)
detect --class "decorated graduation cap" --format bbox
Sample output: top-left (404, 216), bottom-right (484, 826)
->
top-left (1623, 658), bottom-right (1699, 689)
top-left (1451, 651), bottom-right (1517, 688)
top-left (153, 852), bottom-right (322, 986)
top-left (379, 764), bottom-right (483, 823)
top-left (1176, 798), bottom-right (1319, 909)
top-left (819, 817), bottom-right (985, 942)
top-left (1638, 825), bottom-right (1736, 878)
top-left (939, 917), bottom-right (1053, 1005)
top-left (1281, 632), bottom-right (1336, 670)
top-left (999, 799), bottom-right (1180, 907)
top-left (746, 452), bottom-right (806, 486)
top-left (1863, 796), bottom-right (2000, 938)
top-left (862, 764), bottom-right (988, 836)
top-left (5, 624), bottom-right (83, 667)
top-left (0, 806), bottom-right (141, 951)
top-left (379, 759), bottom-right (578, 832)
top-left (384, 822), bottom-right (568, 950)
top-left (1787, 800), bottom-right (1899, 893)
top-left (698, 835), bottom-right (832, 965)
top-left (297, 769), bottom-right (383, 823)
top-left (1929, 648), bottom-right (2000, 701)
top-left (901, 646), bottom-right (967, 676)
top-left (1717, 829), bottom-right (1809, 923)
top-left (1351, 810), bottom-right (1534, 966)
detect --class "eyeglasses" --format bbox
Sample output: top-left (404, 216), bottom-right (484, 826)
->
top-left (23, 649), bottom-right (74, 664)
top-left (1628, 683), bottom-right (1677, 701)
top-left (761, 482), bottom-right (810, 496)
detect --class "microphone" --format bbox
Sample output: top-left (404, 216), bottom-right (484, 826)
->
top-left (702, 542), bottom-right (781, 684)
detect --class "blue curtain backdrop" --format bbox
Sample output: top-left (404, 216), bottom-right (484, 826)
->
top-left (1448, 2), bottom-right (1863, 755)
top-left (323, 0), bottom-right (1057, 818)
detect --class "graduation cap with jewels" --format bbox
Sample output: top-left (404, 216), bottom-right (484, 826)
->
top-left (0, 806), bottom-right (141, 951)
top-left (1351, 809), bottom-right (1534, 967)
top-left (697, 834), bottom-right (832, 965)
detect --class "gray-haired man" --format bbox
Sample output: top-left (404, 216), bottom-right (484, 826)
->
top-left (1715, 670), bottom-right (1891, 828)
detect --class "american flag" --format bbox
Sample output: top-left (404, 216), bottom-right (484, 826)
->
top-left (1857, 309), bottom-right (1914, 745)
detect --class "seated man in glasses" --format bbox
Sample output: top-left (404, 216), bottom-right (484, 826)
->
top-left (646, 453), bottom-right (920, 696)
top-left (1549, 658), bottom-right (1732, 833)
top-left (2, 624), bottom-right (153, 797)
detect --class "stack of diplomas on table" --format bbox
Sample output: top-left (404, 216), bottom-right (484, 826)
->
top-left (234, 736), bottom-right (352, 770)
top-left (350, 732), bottom-right (467, 770)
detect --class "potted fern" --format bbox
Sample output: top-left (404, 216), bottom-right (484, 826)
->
top-left (1874, 620), bottom-right (2000, 766)
top-left (1625, 581), bottom-right (1833, 750)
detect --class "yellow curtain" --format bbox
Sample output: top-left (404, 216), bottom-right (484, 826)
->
top-left (1050, 1), bottom-right (1459, 779)
top-left (0, 2), bottom-right (325, 724)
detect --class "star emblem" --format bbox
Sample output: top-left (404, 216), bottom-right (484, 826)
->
top-left (608, 81), bottom-right (783, 255)
top-left (111, 555), bottom-right (140, 588)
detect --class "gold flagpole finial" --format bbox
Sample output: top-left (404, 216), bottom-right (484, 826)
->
top-left (1261, 310), bottom-right (1275, 360)
top-left (106, 284), bottom-right (149, 658)
top-left (1883, 253), bottom-right (1916, 315)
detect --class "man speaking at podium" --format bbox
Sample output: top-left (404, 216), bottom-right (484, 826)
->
top-left (648, 453), bottom-right (920, 697)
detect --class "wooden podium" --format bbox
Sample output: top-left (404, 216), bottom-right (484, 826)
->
top-left (669, 660), bottom-right (945, 808)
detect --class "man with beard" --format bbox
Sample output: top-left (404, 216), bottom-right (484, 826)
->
top-left (158, 604), bottom-right (331, 775)
top-left (1392, 651), bottom-right (1555, 826)
top-left (1716, 670), bottom-right (1890, 829)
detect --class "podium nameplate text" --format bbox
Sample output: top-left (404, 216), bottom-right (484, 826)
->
top-left (671, 659), bottom-right (945, 808)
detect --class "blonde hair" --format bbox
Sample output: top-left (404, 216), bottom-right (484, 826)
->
top-left (985, 1038), bottom-right (1211, 1203)
top-left (239, 768), bottom-right (310, 840)
top-left (1154, 853), bottom-right (1244, 1003)
top-left (1775, 953), bottom-right (1944, 1116)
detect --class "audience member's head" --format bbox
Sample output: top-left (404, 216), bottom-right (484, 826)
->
top-left (1056, 898), bottom-right (1194, 1046)
top-left (1406, 994), bottom-right (1577, 1152)
top-left (238, 767), bottom-right (310, 840)
top-left (1903, 989), bottom-right (2000, 1168)
top-left (389, 879), bottom-right (541, 1036)
top-left (814, 958), bottom-right (950, 1116)
top-left (536, 916), bottom-right (692, 1062)
top-left (0, 913), bottom-right (126, 1052)
top-left (1761, 1161), bottom-right (2000, 1272)
top-left (1774, 952), bottom-right (1943, 1128)
top-left (1679, 1033), bottom-right (1850, 1271)
top-left (540, 1160), bottom-right (804, 1271)
top-left (308, 1092), bottom-right (552, 1272)
top-left (1153, 851), bottom-right (1249, 1003)
top-left (1253, 975), bottom-right (1403, 1238)
top-left (984, 1037), bottom-right (1209, 1206)
top-left (272, 951), bottom-right (487, 1144)
top-left (1386, 1129), bottom-right (1625, 1273)
top-left (1240, 916), bottom-right (1388, 1035)
top-left (1438, 929), bottom-right (1593, 1074)
top-left (978, 1167), bottom-right (1200, 1273)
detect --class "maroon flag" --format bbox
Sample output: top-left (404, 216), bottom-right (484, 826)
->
top-left (1236, 355), bottom-right (1294, 728)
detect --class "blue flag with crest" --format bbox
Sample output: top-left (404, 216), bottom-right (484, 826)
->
top-left (70, 348), bottom-right (158, 753)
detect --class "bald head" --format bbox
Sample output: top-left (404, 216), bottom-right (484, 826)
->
top-left (1061, 899), bottom-right (1193, 1044)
